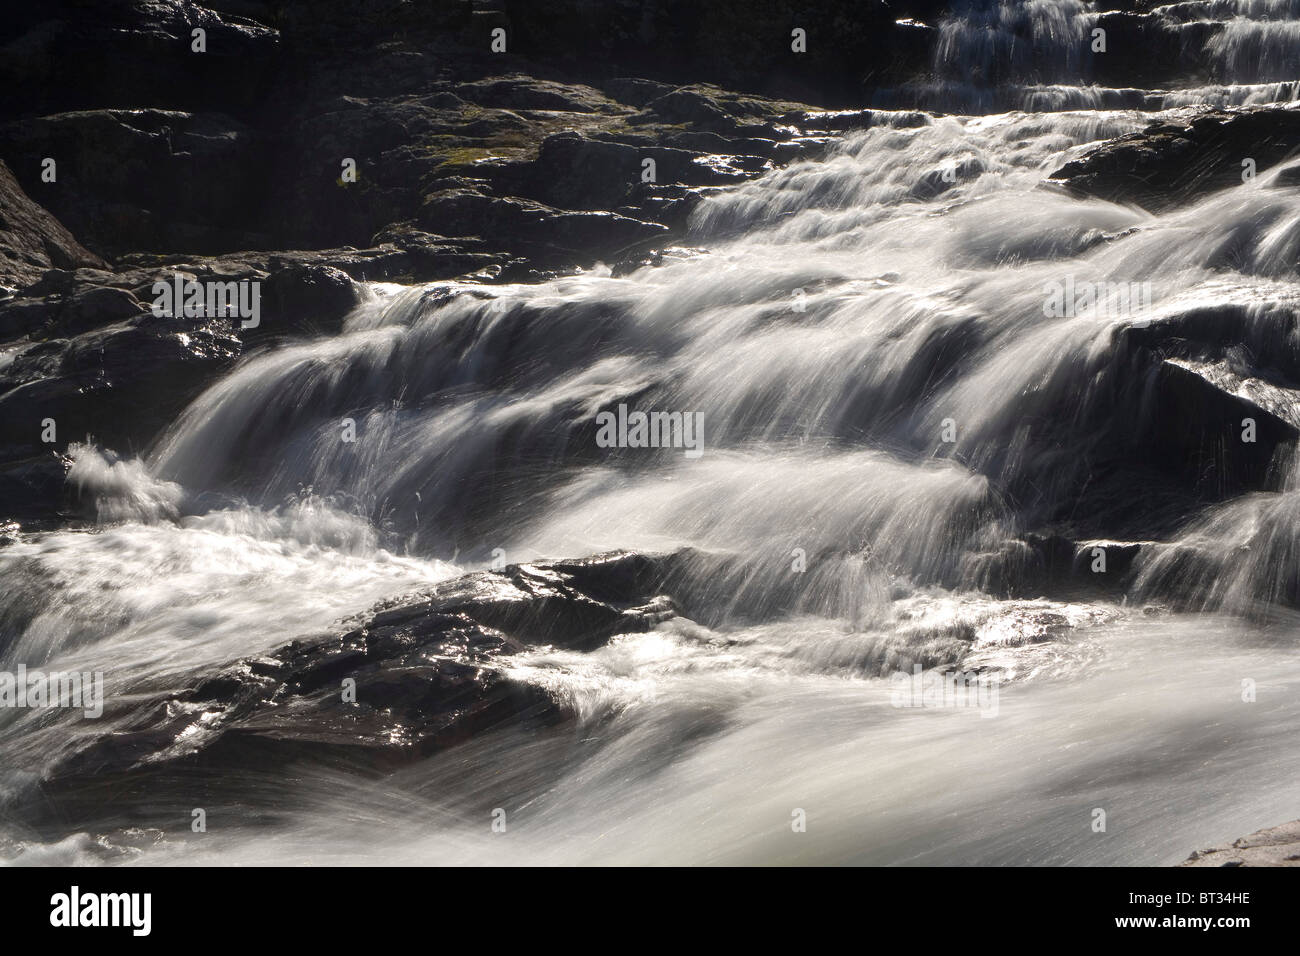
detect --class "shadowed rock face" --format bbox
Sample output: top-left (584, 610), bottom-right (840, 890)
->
top-left (0, 160), bottom-right (104, 294)
top-left (1181, 819), bottom-right (1300, 866)
top-left (1049, 107), bottom-right (1300, 212)
top-left (0, 83), bottom-right (822, 267)
top-left (19, 551), bottom-right (680, 828)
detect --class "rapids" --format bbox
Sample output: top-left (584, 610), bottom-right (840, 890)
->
top-left (2, 0), bottom-right (1299, 866)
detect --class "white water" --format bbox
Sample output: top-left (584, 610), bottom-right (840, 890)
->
top-left (876, 0), bottom-right (1300, 112)
top-left (4, 3), bottom-right (1300, 867)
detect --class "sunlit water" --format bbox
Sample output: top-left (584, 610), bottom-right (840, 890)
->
top-left (3, 1), bottom-right (1300, 866)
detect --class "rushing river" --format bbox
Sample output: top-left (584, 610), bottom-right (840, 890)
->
top-left (3, 0), bottom-right (1300, 865)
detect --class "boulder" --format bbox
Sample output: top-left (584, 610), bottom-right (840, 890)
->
top-left (0, 453), bottom-right (70, 529)
top-left (0, 160), bottom-right (105, 294)
top-left (26, 550), bottom-right (682, 823)
top-left (256, 261), bottom-right (362, 339)
top-left (1181, 819), bottom-right (1300, 867)
top-left (1049, 106), bottom-right (1300, 211)
top-left (0, 310), bottom-right (242, 463)
top-left (0, 284), bottom-right (148, 340)
top-left (1144, 360), bottom-right (1299, 499)
top-left (418, 188), bottom-right (668, 265)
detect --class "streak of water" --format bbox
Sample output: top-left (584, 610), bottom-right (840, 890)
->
top-left (4, 4), bottom-right (1300, 864)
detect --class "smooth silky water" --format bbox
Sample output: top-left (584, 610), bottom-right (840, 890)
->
top-left (3, 0), bottom-right (1300, 865)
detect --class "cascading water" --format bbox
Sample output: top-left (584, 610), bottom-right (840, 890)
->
top-left (3, 0), bottom-right (1300, 866)
top-left (877, 0), bottom-right (1300, 111)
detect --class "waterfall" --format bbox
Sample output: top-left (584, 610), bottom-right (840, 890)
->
top-left (874, 0), bottom-right (1300, 112)
top-left (4, 0), bottom-right (1300, 867)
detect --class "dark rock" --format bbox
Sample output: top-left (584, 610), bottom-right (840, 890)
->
top-left (964, 533), bottom-right (1144, 600)
top-left (910, 156), bottom-right (987, 200)
top-left (522, 131), bottom-right (754, 212)
top-left (603, 77), bottom-right (675, 108)
top-left (1144, 360), bottom-right (1298, 499)
top-left (0, 280), bottom-right (148, 343)
top-left (1049, 106), bottom-right (1300, 212)
top-left (418, 188), bottom-right (668, 264)
top-left (0, 310), bottom-right (242, 459)
top-left (0, 0), bottom-right (281, 118)
top-left (115, 239), bottom-right (510, 287)
top-left (366, 224), bottom-right (516, 281)
top-left (1273, 159), bottom-right (1300, 189)
top-left (0, 160), bottom-right (105, 293)
top-left (0, 453), bottom-right (70, 528)
top-left (257, 261), bottom-right (362, 338)
top-left (2, 109), bottom-right (273, 256)
top-left (27, 550), bottom-right (682, 820)
top-left (791, 109), bottom-right (880, 132)
top-left (1090, 11), bottom-right (1186, 90)
top-left (644, 89), bottom-right (742, 133)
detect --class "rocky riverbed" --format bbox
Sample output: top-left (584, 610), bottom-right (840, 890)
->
top-left (2, 1), bottom-right (1299, 867)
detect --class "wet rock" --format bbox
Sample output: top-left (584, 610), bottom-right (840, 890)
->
top-left (1048, 106), bottom-right (1300, 212)
top-left (1065, 539), bottom-right (1143, 593)
top-left (0, 453), bottom-right (70, 528)
top-left (30, 551), bottom-right (682, 815)
top-left (1181, 819), bottom-right (1300, 867)
top-left (116, 238), bottom-right (513, 288)
top-left (418, 189), bottom-right (668, 265)
top-left (0, 310), bottom-right (242, 460)
top-left (256, 261), bottom-right (362, 339)
top-left (791, 109), bottom-right (880, 132)
top-left (1144, 360), bottom-right (1298, 499)
top-left (979, 303), bottom-right (1300, 544)
top-left (0, 160), bottom-right (105, 294)
top-left (911, 156), bottom-right (987, 200)
top-left (366, 224), bottom-right (516, 281)
top-left (1, 285), bottom-right (148, 341)
top-left (1123, 301), bottom-right (1300, 383)
top-left (966, 533), bottom-right (1144, 600)
top-left (522, 131), bottom-right (755, 212)
top-left (2, 257), bottom-right (302, 350)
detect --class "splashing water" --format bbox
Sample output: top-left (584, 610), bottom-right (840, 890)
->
top-left (4, 8), bottom-right (1300, 864)
top-left (876, 0), bottom-right (1300, 112)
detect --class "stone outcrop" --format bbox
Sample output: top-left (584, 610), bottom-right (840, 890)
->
top-left (23, 551), bottom-right (681, 825)
top-left (1049, 106), bottom-right (1300, 211)
top-left (1181, 819), bottom-right (1300, 866)
top-left (0, 159), bottom-right (104, 293)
